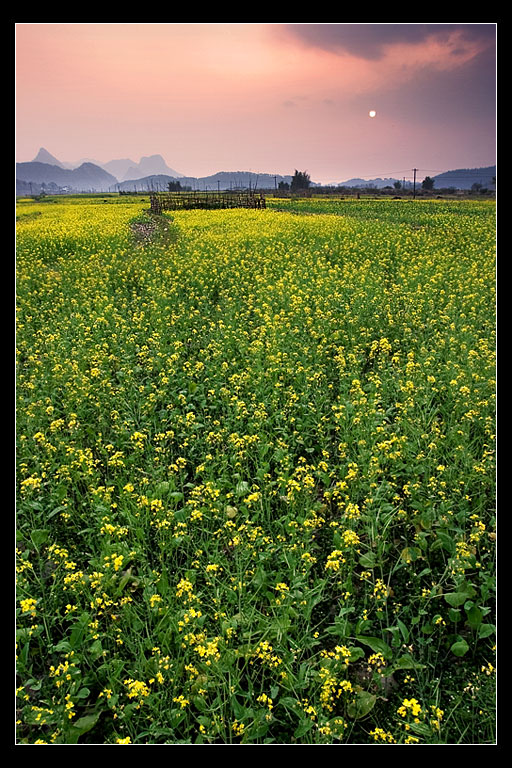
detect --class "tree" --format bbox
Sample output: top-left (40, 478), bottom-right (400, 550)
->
top-left (422, 176), bottom-right (435, 191)
top-left (290, 170), bottom-right (311, 192)
top-left (278, 180), bottom-right (290, 191)
top-left (168, 180), bottom-right (182, 192)
top-left (393, 180), bottom-right (402, 190)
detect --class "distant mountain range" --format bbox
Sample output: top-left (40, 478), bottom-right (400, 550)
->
top-left (103, 155), bottom-right (184, 181)
top-left (16, 148), bottom-right (293, 193)
top-left (16, 160), bottom-right (118, 192)
top-left (338, 167), bottom-right (496, 191)
top-left (338, 176), bottom-right (406, 189)
top-left (429, 166), bottom-right (496, 190)
top-left (115, 170), bottom-right (293, 192)
top-left (31, 147), bottom-right (183, 181)
top-left (16, 149), bottom-right (184, 192)
top-left (16, 148), bottom-right (496, 194)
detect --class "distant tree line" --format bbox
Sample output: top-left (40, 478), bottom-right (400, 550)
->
top-left (167, 180), bottom-right (193, 192)
top-left (290, 170), bottom-right (311, 192)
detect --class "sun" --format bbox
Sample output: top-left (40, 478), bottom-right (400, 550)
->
top-left (369, 110), bottom-right (377, 118)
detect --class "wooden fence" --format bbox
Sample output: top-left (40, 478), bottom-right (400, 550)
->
top-left (149, 191), bottom-right (266, 213)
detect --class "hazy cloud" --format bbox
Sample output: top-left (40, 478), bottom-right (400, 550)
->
top-left (368, 44), bottom-right (495, 121)
top-left (281, 23), bottom-right (495, 61)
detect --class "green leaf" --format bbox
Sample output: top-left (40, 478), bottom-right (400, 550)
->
top-left (465, 604), bottom-right (483, 629)
top-left (30, 528), bottom-right (49, 548)
top-left (400, 546), bottom-right (421, 563)
top-left (66, 712), bottom-right (100, 744)
top-left (347, 646), bottom-right (365, 662)
top-left (53, 639), bottom-right (72, 653)
top-left (89, 639), bottom-right (103, 660)
top-left (478, 623), bottom-right (496, 639)
top-left (358, 552), bottom-right (376, 569)
top-left (445, 581), bottom-right (477, 607)
top-left (47, 506), bottom-right (66, 520)
top-left (158, 569), bottom-right (169, 596)
top-left (436, 532), bottom-right (456, 555)
top-left (397, 618), bottom-right (409, 643)
top-left (294, 719), bottom-right (315, 738)
top-left (356, 635), bottom-right (392, 660)
top-left (280, 697), bottom-right (303, 716)
top-left (450, 638), bottom-right (470, 657)
top-left (117, 570), bottom-right (133, 593)
top-left (444, 592), bottom-right (469, 608)
top-left (409, 721), bottom-right (432, 737)
top-left (347, 691), bottom-right (377, 719)
top-left (236, 480), bottom-right (250, 496)
top-left (70, 624), bottom-right (87, 649)
top-left (390, 654), bottom-right (426, 673)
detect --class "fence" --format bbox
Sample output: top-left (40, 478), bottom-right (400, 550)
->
top-left (149, 191), bottom-right (266, 213)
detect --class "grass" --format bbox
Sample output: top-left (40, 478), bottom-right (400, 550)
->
top-left (16, 195), bottom-right (496, 744)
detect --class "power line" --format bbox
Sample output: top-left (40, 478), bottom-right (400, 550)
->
top-left (334, 167), bottom-right (495, 181)
top-left (305, 162), bottom-right (496, 188)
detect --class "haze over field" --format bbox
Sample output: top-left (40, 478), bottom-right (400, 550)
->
top-left (15, 23), bottom-right (496, 186)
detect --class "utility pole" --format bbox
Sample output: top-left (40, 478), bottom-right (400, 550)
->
top-left (413, 168), bottom-right (417, 199)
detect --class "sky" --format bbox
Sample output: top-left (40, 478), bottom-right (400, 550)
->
top-left (15, 23), bottom-right (497, 184)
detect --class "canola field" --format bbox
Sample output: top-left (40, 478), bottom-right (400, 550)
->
top-left (16, 195), bottom-right (496, 744)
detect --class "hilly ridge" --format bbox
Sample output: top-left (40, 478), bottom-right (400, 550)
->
top-left (16, 148), bottom-right (496, 193)
top-left (116, 170), bottom-right (293, 192)
top-left (16, 161), bottom-right (118, 192)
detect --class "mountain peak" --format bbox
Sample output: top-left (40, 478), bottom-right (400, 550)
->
top-left (32, 147), bottom-right (65, 168)
top-left (138, 155), bottom-right (175, 174)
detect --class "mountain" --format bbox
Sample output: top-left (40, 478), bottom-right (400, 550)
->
top-left (62, 157), bottom-right (102, 169)
top-left (116, 170), bottom-right (293, 192)
top-left (23, 148), bottom-right (184, 181)
top-left (338, 166), bottom-right (496, 190)
top-left (120, 155), bottom-right (184, 181)
top-left (101, 158), bottom-right (137, 179)
top-left (338, 176), bottom-right (403, 189)
top-left (16, 161), bottom-right (118, 192)
top-left (32, 147), bottom-right (66, 168)
top-left (431, 166), bottom-right (496, 190)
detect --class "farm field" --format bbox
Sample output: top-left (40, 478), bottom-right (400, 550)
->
top-left (16, 195), bottom-right (496, 744)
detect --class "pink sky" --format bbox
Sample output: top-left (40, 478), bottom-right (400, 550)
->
top-left (15, 23), bottom-right (496, 184)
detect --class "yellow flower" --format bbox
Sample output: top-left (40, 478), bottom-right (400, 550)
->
top-left (370, 727), bottom-right (395, 743)
top-left (325, 549), bottom-right (346, 572)
top-left (398, 697), bottom-right (423, 718)
top-left (341, 529), bottom-right (360, 547)
top-left (257, 693), bottom-right (274, 710)
top-left (20, 597), bottom-right (37, 616)
top-left (232, 720), bottom-right (245, 736)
